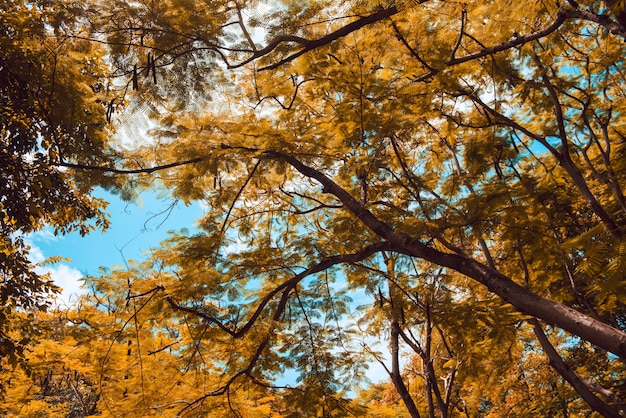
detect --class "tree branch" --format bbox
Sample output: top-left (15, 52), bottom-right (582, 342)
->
top-left (221, 159), bottom-right (261, 234)
top-left (257, 6), bottom-right (399, 71)
top-left (262, 149), bottom-right (626, 359)
top-left (390, 320), bottom-right (422, 418)
top-left (448, 11), bottom-right (569, 65)
top-left (530, 318), bottom-right (622, 418)
top-left (55, 157), bottom-right (206, 174)
top-left (175, 242), bottom-right (392, 413)
top-left (448, 8), bottom-right (625, 64)
top-left (166, 241), bottom-right (395, 339)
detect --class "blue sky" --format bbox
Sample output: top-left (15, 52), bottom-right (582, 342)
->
top-left (28, 187), bottom-right (391, 383)
top-left (28, 188), bottom-right (204, 304)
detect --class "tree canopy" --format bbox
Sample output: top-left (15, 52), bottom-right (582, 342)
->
top-left (2, 0), bottom-right (626, 416)
top-left (0, 0), bottom-right (117, 368)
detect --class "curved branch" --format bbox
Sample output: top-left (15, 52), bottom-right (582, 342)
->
top-left (244, 5), bottom-right (624, 73)
top-left (570, 8), bottom-right (626, 37)
top-left (172, 241), bottom-right (395, 414)
top-left (449, 5), bottom-right (467, 63)
top-left (530, 318), bottom-right (622, 418)
top-left (166, 241), bottom-right (395, 339)
top-left (60, 144), bottom-right (626, 357)
top-left (531, 54), bottom-right (622, 238)
top-left (257, 6), bottom-right (399, 71)
top-left (447, 9), bottom-right (625, 66)
top-left (263, 149), bottom-right (626, 359)
top-left (259, 5), bottom-right (621, 85)
top-left (448, 11), bottom-right (568, 65)
top-left (390, 320), bottom-right (422, 418)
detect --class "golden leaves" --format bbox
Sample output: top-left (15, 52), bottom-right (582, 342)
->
top-left (5, 0), bottom-right (626, 415)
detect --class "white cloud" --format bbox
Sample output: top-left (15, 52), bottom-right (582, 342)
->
top-left (28, 243), bottom-right (46, 264)
top-left (36, 263), bottom-right (84, 307)
top-left (29, 227), bottom-right (58, 243)
top-left (25, 232), bottom-right (85, 307)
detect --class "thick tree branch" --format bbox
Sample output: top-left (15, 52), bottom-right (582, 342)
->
top-left (571, 8), bottom-right (626, 36)
top-left (264, 150), bottom-right (626, 359)
top-left (257, 6), bottom-right (399, 71)
top-left (530, 318), bottom-right (622, 418)
top-left (390, 320), bottom-right (422, 418)
top-left (448, 9), bottom-right (625, 66)
top-left (448, 11), bottom-right (568, 65)
top-left (251, 4), bottom-right (626, 72)
top-left (60, 145), bottom-right (626, 358)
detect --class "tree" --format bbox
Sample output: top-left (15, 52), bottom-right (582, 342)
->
top-left (0, 0), bottom-right (120, 369)
top-left (7, 0), bottom-right (626, 416)
top-left (81, 0), bottom-right (626, 349)
top-left (0, 311), bottom-right (100, 417)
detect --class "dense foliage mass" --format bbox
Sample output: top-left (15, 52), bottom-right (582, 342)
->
top-left (0, 0), bottom-right (116, 369)
top-left (2, 0), bottom-right (626, 416)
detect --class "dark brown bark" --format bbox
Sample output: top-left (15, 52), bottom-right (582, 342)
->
top-left (530, 318), bottom-right (622, 418)
top-left (533, 60), bottom-right (622, 239)
top-left (397, 311), bottom-right (450, 418)
top-left (390, 320), bottom-right (422, 418)
top-left (270, 150), bottom-right (626, 359)
top-left (252, 4), bottom-right (626, 72)
top-left (257, 6), bottom-right (400, 71)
